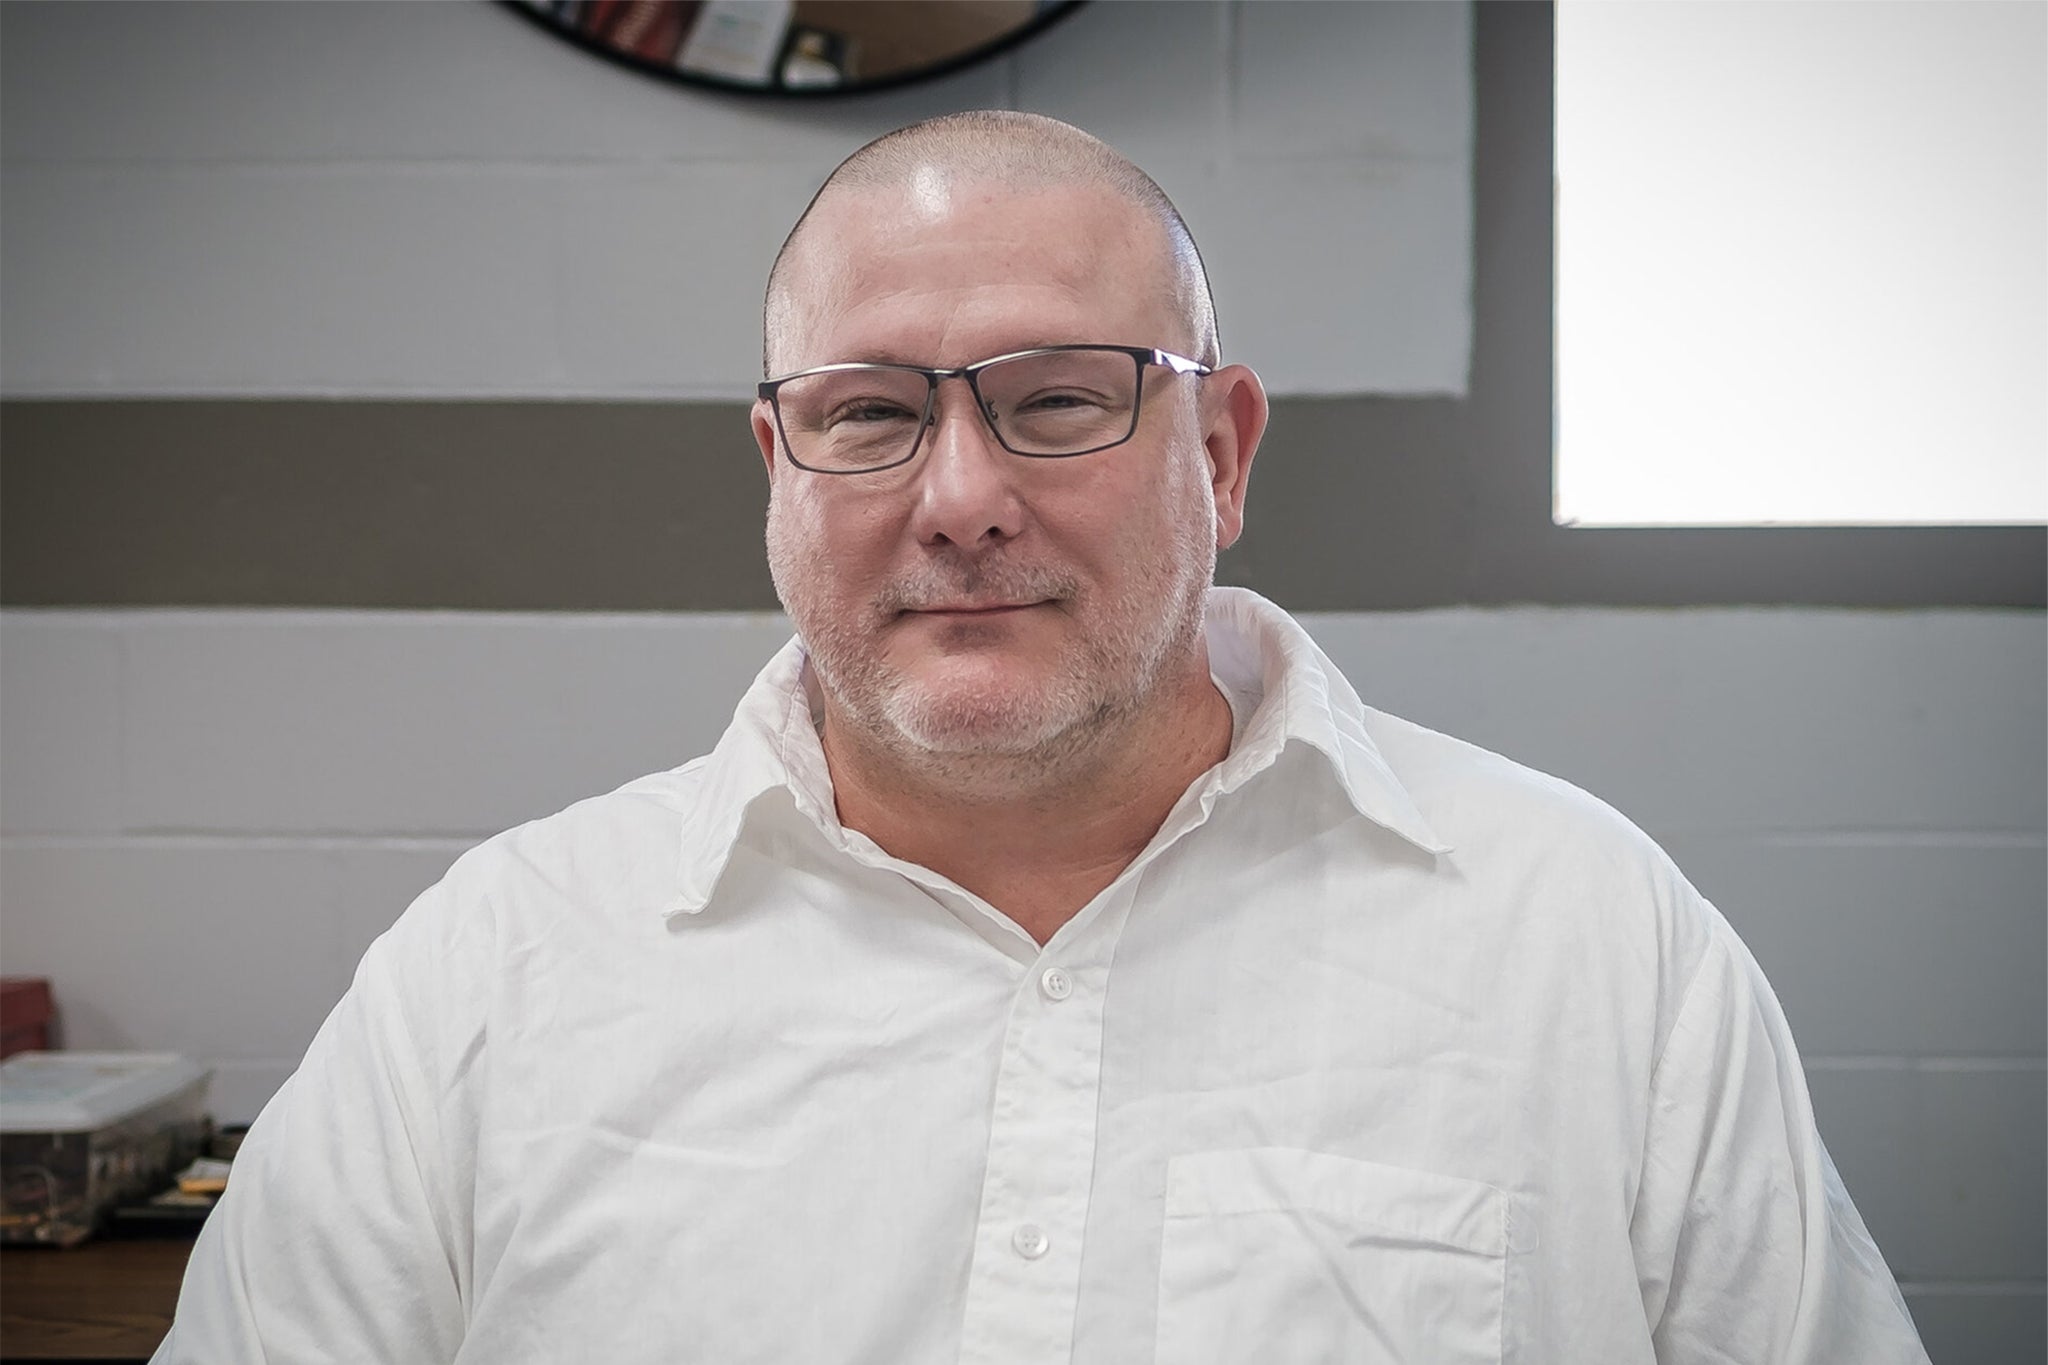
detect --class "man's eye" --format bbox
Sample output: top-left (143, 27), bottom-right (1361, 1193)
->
top-left (827, 401), bottom-right (917, 426)
top-left (1017, 390), bottom-right (1105, 412)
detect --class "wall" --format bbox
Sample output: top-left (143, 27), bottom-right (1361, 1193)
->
top-left (0, 0), bottom-right (1471, 398)
top-left (0, 3), bottom-right (2041, 1360)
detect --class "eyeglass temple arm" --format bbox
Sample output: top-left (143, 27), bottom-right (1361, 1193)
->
top-left (1151, 349), bottom-right (1212, 376)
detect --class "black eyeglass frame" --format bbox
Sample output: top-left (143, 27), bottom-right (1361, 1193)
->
top-left (757, 344), bottom-right (1213, 474)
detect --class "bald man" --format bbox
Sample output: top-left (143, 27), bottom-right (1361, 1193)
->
top-left (158, 113), bottom-right (1928, 1365)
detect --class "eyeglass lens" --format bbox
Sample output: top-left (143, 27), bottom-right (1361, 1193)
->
top-left (776, 349), bottom-right (1141, 471)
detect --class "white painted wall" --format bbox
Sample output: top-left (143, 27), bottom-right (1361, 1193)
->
top-left (0, 0), bottom-right (1473, 398)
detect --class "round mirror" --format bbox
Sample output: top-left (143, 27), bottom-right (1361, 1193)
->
top-left (507, 1), bottom-right (1088, 96)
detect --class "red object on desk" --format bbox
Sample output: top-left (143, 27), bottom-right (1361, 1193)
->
top-left (0, 977), bottom-right (55, 1058)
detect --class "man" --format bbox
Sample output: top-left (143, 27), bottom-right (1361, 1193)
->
top-left (158, 112), bottom-right (1928, 1363)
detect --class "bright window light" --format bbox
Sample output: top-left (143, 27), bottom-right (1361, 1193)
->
top-left (1555, 1), bottom-right (2046, 527)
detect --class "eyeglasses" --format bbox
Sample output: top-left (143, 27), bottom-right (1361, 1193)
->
top-left (757, 344), bottom-right (1212, 475)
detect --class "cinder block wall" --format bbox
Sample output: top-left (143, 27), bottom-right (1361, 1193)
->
top-left (1, 4), bottom-right (2041, 1360)
top-left (0, 0), bottom-right (1473, 398)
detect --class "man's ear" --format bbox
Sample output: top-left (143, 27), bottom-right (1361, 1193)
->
top-left (1202, 364), bottom-right (1268, 550)
top-left (752, 400), bottom-right (780, 476)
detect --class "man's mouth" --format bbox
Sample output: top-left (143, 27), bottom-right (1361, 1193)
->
top-left (904, 600), bottom-right (1048, 617)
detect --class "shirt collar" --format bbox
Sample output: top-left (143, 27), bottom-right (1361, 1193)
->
top-left (1202, 587), bottom-right (1450, 857)
top-left (666, 587), bottom-right (1448, 918)
top-left (664, 636), bottom-right (817, 918)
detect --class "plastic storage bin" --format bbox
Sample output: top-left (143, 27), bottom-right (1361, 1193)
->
top-left (0, 1052), bottom-right (211, 1246)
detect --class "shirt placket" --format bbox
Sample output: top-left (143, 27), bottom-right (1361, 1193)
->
top-left (955, 879), bottom-right (1137, 1365)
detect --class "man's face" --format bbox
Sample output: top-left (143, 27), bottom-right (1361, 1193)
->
top-left (756, 177), bottom-right (1245, 766)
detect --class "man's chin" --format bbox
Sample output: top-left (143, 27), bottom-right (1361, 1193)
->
top-left (874, 683), bottom-right (1082, 759)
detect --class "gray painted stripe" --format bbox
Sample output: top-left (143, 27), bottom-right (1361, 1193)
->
top-left (2, 5), bottom-right (2040, 611)
top-left (0, 398), bottom-right (778, 611)
top-left (2, 393), bottom-right (2037, 609)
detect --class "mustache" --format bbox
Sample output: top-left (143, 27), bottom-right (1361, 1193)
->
top-left (874, 557), bottom-right (1080, 614)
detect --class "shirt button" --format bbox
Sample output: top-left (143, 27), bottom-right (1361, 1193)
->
top-left (1012, 1222), bottom-right (1050, 1260)
top-left (1039, 966), bottom-right (1073, 1001)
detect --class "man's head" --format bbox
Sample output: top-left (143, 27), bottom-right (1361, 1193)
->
top-left (754, 111), bottom-right (1267, 786)
top-left (763, 111), bottom-right (1218, 378)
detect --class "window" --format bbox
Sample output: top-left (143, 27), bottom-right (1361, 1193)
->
top-left (1555, 1), bottom-right (2046, 527)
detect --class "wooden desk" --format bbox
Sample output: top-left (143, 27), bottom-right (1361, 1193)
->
top-left (0, 1238), bottom-right (191, 1362)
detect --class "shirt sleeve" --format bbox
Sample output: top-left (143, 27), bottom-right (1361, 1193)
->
top-left (1629, 912), bottom-right (1930, 1364)
top-left (152, 877), bottom-right (481, 1365)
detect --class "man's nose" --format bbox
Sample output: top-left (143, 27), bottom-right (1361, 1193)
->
top-left (907, 382), bottom-right (1026, 550)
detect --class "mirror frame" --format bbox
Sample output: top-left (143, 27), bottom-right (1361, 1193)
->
top-left (501, 1), bottom-right (1091, 99)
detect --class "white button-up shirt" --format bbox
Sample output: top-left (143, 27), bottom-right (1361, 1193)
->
top-left (157, 589), bottom-right (1928, 1364)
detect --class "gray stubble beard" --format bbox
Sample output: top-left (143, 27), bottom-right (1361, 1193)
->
top-left (765, 455), bottom-right (1218, 799)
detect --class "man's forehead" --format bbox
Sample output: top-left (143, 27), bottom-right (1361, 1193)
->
top-left (803, 178), bottom-right (1153, 274)
top-left (774, 178), bottom-right (1175, 357)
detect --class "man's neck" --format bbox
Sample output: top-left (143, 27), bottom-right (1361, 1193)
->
top-left (821, 666), bottom-right (1235, 946)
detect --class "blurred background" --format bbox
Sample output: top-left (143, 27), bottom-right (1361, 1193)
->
top-left (0, 3), bottom-right (2041, 1360)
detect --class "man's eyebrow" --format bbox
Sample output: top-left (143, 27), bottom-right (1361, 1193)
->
top-left (835, 349), bottom-right (928, 367)
top-left (828, 341), bottom-right (1093, 368)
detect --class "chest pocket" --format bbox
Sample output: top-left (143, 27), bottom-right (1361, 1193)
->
top-left (1156, 1148), bottom-right (1507, 1365)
